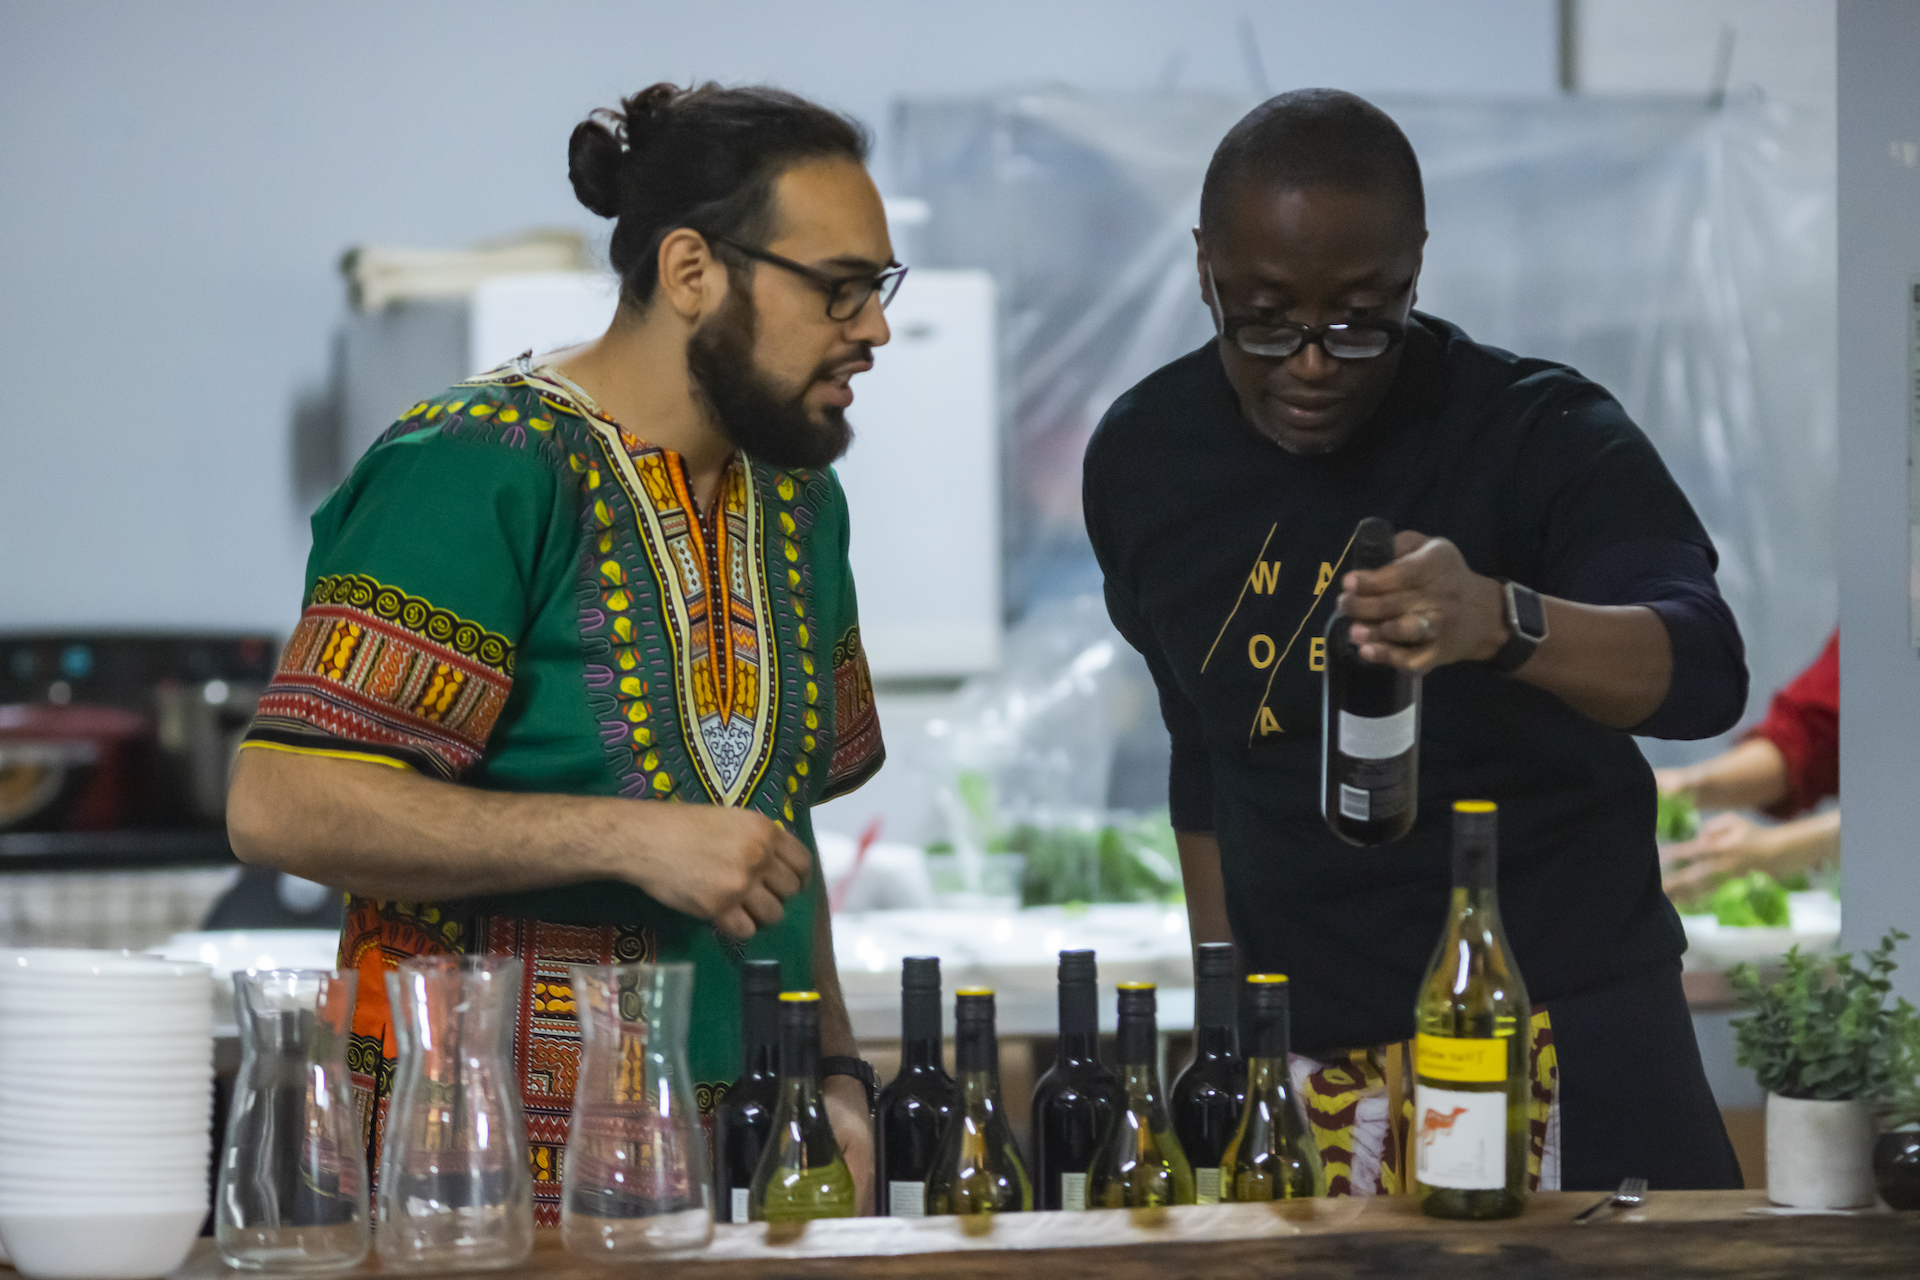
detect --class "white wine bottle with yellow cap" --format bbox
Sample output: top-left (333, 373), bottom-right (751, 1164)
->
top-left (1089, 982), bottom-right (1194, 1207)
top-left (1413, 801), bottom-right (1529, 1220)
top-left (1221, 974), bottom-right (1322, 1201)
top-left (925, 988), bottom-right (1032, 1215)
top-left (748, 991), bottom-right (857, 1222)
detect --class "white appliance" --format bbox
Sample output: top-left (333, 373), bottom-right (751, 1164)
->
top-left (460, 268), bottom-right (1002, 680)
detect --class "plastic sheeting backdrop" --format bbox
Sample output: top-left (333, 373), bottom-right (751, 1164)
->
top-left (895, 90), bottom-right (1835, 777)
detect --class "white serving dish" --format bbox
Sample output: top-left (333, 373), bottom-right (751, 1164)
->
top-left (145, 931), bottom-right (344, 1031)
top-left (1680, 891), bottom-right (1843, 971)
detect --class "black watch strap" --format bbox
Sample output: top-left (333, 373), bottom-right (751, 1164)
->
top-left (1487, 578), bottom-right (1548, 674)
top-left (819, 1055), bottom-right (878, 1111)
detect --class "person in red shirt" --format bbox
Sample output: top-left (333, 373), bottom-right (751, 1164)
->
top-left (1657, 630), bottom-right (1839, 896)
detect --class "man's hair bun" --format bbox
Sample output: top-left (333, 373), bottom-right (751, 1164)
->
top-left (567, 83), bottom-right (679, 219)
top-left (567, 81), bottom-right (869, 304)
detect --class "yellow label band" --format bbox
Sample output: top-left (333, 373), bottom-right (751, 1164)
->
top-left (1416, 1032), bottom-right (1508, 1083)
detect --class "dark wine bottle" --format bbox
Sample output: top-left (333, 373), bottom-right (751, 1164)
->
top-left (1088, 982), bottom-right (1194, 1208)
top-left (925, 988), bottom-right (1032, 1215)
top-left (1322, 516), bottom-right (1421, 846)
top-left (1413, 801), bottom-right (1530, 1221)
top-left (876, 956), bottom-right (956, 1218)
top-left (712, 959), bottom-right (781, 1224)
top-left (748, 991), bottom-right (856, 1222)
top-left (1171, 942), bottom-right (1244, 1204)
top-left (1030, 950), bottom-right (1121, 1211)
top-left (1221, 974), bottom-right (1321, 1201)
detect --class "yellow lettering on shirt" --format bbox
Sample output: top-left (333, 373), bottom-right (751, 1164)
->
top-left (1315, 561), bottom-right (1336, 597)
top-left (1249, 560), bottom-right (1284, 595)
top-left (1309, 636), bottom-right (1327, 671)
top-left (1248, 634), bottom-right (1276, 669)
top-left (1257, 706), bottom-right (1283, 736)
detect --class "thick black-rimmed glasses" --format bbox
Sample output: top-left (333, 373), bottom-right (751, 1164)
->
top-left (709, 234), bottom-right (907, 321)
top-left (1206, 263), bottom-right (1411, 361)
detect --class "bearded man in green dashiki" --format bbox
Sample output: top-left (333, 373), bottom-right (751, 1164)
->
top-left (229, 83), bottom-right (901, 1223)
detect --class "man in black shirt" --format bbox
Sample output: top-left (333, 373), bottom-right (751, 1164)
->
top-left (1084, 90), bottom-right (1746, 1193)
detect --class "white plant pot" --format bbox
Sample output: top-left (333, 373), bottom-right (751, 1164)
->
top-left (1765, 1092), bottom-right (1878, 1208)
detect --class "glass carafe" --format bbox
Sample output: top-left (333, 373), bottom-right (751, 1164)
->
top-left (216, 969), bottom-right (370, 1273)
top-left (377, 955), bottom-right (532, 1273)
top-left (561, 962), bottom-right (712, 1257)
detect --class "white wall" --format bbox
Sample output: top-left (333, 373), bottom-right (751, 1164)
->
top-left (1836, 0), bottom-right (1920, 1001)
top-left (1578, 0), bottom-right (1835, 106)
top-left (0, 0), bottom-right (1556, 637)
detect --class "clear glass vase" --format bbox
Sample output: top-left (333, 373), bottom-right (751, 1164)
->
top-left (561, 962), bottom-right (713, 1257)
top-left (376, 955), bottom-right (532, 1273)
top-left (216, 969), bottom-right (370, 1273)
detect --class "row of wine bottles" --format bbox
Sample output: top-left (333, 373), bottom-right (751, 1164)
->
top-left (712, 800), bottom-right (1531, 1223)
top-left (709, 946), bottom-right (1320, 1221)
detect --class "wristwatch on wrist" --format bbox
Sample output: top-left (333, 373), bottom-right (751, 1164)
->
top-left (1487, 578), bottom-right (1548, 674)
top-left (819, 1055), bottom-right (878, 1112)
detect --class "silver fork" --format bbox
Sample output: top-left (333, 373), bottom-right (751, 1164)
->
top-left (1573, 1175), bottom-right (1649, 1223)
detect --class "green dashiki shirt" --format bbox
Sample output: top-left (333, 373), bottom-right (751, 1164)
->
top-left (241, 358), bottom-right (883, 1222)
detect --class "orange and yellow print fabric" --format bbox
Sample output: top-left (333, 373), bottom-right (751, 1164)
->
top-left (1297, 1009), bottom-right (1559, 1195)
top-left (244, 573), bottom-right (514, 779)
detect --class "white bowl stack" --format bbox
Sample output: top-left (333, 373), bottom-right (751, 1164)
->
top-left (0, 950), bottom-right (215, 1280)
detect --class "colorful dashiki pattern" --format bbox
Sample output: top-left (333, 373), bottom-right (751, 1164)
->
top-left (243, 358), bottom-right (882, 1225)
top-left (1293, 1010), bottom-right (1560, 1196)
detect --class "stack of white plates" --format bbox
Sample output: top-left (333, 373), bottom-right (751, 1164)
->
top-left (0, 950), bottom-right (214, 1280)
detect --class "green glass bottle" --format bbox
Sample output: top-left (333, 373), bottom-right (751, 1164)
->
top-left (1221, 974), bottom-right (1322, 1201)
top-left (748, 991), bottom-right (856, 1222)
top-left (926, 988), bottom-right (1032, 1216)
top-left (1413, 801), bottom-right (1530, 1221)
top-left (1089, 982), bottom-right (1194, 1208)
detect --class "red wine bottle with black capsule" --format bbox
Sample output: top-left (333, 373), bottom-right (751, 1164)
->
top-left (1322, 516), bottom-right (1421, 846)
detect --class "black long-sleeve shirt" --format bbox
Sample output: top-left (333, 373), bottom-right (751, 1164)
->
top-left (1084, 315), bottom-right (1747, 1053)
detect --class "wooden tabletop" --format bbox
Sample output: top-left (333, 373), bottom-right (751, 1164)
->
top-left (132, 1191), bottom-right (1920, 1280)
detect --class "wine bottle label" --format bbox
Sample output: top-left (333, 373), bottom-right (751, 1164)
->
top-left (1338, 705), bottom-right (1416, 759)
top-left (888, 1180), bottom-right (925, 1218)
top-left (730, 1186), bottom-right (750, 1223)
top-left (1060, 1171), bottom-right (1088, 1211)
top-left (1415, 1033), bottom-right (1507, 1083)
top-left (1415, 1083), bottom-right (1507, 1190)
top-left (1339, 783), bottom-right (1371, 821)
top-left (1194, 1167), bottom-right (1222, 1205)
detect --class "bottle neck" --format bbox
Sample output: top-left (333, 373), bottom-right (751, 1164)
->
top-left (958, 1067), bottom-right (1002, 1109)
top-left (1194, 1023), bottom-right (1235, 1059)
top-left (779, 1016), bottom-right (820, 1086)
top-left (1244, 1005), bottom-right (1290, 1061)
top-left (1193, 974), bottom-right (1236, 1056)
top-left (1245, 1055), bottom-right (1288, 1097)
top-left (902, 986), bottom-right (941, 1045)
top-left (747, 1039), bottom-right (780, 1080)
top-left (956, 1019), bottom-right (998, 1074)
top-left (1118, 1011), bottom-right (1157, 1067)
top-left (901, 986), bottom-right (943, 1071)
top-left (1120, 1058), bottom-right (1163, 1104)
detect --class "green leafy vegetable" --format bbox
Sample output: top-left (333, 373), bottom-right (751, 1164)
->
top-left (1657, 790), bottom-right (1700, 843)
top-left (1711, 870), bottom-right (1792, 928)
top-left (1000, 811), bottom-right (1183, 907)
top-left (1730, 929), bottom-right (1915, 1101)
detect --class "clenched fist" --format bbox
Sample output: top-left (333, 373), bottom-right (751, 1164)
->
top-left (618, 804), bottom-right (813, 940)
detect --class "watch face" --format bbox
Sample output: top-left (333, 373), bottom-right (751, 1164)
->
top-left (1511, 585), bottom-right (1547, 640)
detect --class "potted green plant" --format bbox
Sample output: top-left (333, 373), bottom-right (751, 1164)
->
top-left (1730, 929), bottom-right (1913, 1208)
top-left (1876, 1014), bottom-right (1920, 1209)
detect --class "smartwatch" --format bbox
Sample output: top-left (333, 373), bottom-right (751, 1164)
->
top-left (1487, 578), bottom-right (1548, 674)
top-left (820, 1055), bottom-right (878, 1112)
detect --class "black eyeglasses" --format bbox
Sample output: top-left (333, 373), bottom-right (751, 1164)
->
top-left (708, 234), bottom-right (907, 322)
top-left (1206, 263), bottom-right (1411, 361)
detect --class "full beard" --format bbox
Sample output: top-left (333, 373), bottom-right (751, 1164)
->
top-left (685, 286), bottom-right (855, 471)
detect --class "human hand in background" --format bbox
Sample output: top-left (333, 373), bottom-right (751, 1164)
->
top-left (1660, 809), bottom-right (1840, 899)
